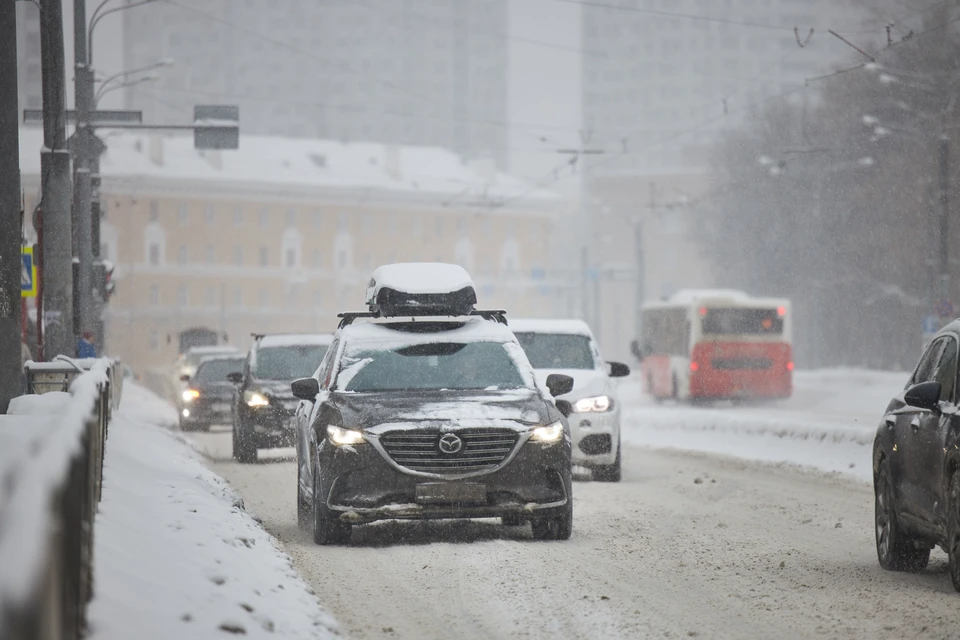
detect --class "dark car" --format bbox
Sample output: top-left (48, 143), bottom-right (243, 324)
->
top-left (229, 333), bottom-right (333, 463)
top-left (292, 263), bottom-right (575, 545)
top-left (873, 323), bottom-right (960, 588)
top-left (179, 356), bottom-right (244, 431)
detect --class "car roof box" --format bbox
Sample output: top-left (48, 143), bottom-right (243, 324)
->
top-left (365, 263), bottom-right (478, 317)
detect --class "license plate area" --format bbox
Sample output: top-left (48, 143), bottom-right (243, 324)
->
top-left (415, 483), bottom-right (486, 505)
top-left (211, 403), bottom-right (231, 413)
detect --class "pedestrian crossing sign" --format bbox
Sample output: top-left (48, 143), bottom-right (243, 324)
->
top-left (21, 247), bottom-right (36, 298)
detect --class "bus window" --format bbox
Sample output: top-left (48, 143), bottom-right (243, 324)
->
top-left (642, 308), bottom-right (690, 356)
top-left (701, 308), bottom-right (783, 336)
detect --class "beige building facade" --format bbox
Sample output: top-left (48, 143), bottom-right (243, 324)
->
top-left (19, 131), bottom-right (565, 374)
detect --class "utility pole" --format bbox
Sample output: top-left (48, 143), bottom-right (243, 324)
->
top-left (939, 134), bottom-right (950, 305)
top-left (73, 0), bottom-right (95, 341)
top-left (0, 0), bottom-right (22, 411)
top-left (39, 0), bottom-right (74, 359)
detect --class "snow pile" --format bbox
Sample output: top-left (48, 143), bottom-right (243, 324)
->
top-left (620, 369), bottom-right (909, 482)
top-left (87, 383), bottom-right (340, 640)
top-left (0, 361), bottom-right (109, 617)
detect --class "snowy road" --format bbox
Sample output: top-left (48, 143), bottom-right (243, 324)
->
top-left (188, 402), bottom-right (960, 639)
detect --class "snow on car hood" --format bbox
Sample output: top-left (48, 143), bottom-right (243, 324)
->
top-left (332, 388), bottom-right (551, 434)
top-left (531, 368), bottom-right (613, 401)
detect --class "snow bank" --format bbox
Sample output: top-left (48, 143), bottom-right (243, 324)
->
top-left (620, 368), bottom-right (909, 483)
top-left (86, 383), bottom-right (340, 640)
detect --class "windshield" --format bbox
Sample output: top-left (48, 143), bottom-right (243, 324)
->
top-left (253, 345), bottom-right (329, 381)
top-left (513, 332), bottom-right (595, 370)
top-left (193, 358), bottom-right (243, 383)
top-left (338, 341), bottom-right (527, 392)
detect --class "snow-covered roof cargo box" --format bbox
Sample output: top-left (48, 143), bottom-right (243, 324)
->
top-left (364, 263), bottom-right (478, 318)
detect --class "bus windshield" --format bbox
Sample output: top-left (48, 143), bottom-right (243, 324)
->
top-left (701, 308), bottom-right (784, 336)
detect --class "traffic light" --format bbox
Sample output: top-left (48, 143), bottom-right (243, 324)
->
top-left (93, 260), bottom-right (115, 301)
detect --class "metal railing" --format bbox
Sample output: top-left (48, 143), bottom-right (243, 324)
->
top-left (0, 357), bottom-right (121, 640)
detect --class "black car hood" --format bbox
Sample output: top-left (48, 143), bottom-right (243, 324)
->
top-left (332, 388), bottom-right (551, 433)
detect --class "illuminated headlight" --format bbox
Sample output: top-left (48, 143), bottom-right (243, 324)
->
top-left (244, 391), bottom-right (270, 408)
top-left (326, 425), bottom-right (365, 446)
top-left (182, 389), bottom-right (200, 403)
top-left (573, 395), bottom-right (612, 413)
top-left (530, 421), bottom-right (564, 443)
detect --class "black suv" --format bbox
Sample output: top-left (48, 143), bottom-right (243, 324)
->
top-left (229, 333), bottom-right (333, 463)
top-left (291, 263), bottom-right (575, 545)
top-left (873, 321), bottom-right (960, 588)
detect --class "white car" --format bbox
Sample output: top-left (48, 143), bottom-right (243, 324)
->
top-left (510, 319), bottom-right (630, 482)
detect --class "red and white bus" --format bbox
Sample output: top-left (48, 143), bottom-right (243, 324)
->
top-left (639, 290), bottom-right (793, 402)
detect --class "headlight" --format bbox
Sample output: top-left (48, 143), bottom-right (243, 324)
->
top-left (530, 421), bottom-right (564, 443)
top-left (573, 395), bottom-right (612, 413)
top-left (244, 391), bottom-right (270, 407)
top-left (182, 389), bottom-right (200, 403)
top-left (326, 425), bottom-right (365, 446)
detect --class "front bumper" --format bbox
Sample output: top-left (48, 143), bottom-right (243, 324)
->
top-left (180, 397), bottom-right (235, 425)
top-left (568, 409), bottom-right (619, 467)
top-left (317, 435), bottom-right (572, 525)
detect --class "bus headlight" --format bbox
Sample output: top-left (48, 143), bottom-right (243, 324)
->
top-left (573, 395), bottom-right (612, 413)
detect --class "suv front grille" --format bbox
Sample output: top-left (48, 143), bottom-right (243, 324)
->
top-left (379, 429), bottom-right (520, 474)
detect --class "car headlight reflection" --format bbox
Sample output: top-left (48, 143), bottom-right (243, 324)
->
top-left (573, 395), bottom-right (612, 413)
top-left (326, 425), bottom-right (366, 446)
top-left (182, 389), bottom-right (200, 403)
top-left (244, 391), bottom-right (270, 408)
top-left (530, 421), bottom-right (564, 443)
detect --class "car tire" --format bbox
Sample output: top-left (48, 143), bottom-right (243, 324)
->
top-left (233, 420), bottom-right (257, 464)
top-left (297, 480), bottom-right (312, 531)
top-left (947, 472), bottom-right (960, 591)
top-left (313, 473), bottom-right (351, 545)
top-left (875, 459), bottom-right (930, 571)
top-left (531, 499), bottom-right (572, 541)
top-left (593, 441), bottom-right (622, 483)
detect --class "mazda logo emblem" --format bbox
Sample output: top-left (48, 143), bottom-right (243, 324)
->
top-left (438, 433), bottom-right (463, 455)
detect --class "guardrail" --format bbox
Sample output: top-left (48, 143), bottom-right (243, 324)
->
top-left (0, 357), bottom-right (122, 640)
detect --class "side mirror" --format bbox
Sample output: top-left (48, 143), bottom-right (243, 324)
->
top-left (555, 399), bottom-right (573, 418)
top-left (904, 381), bottom-right (942, 411)
top-left (291, 377), bottom-right (320, 401)
top-left (546, 373), bottom-right (574, 398)
top-left (226, 371), bottom-right (243, 384)
top-left (179, 374), bottom-right (190, 382)
top-left (608, 361), bottom-right (631, 378)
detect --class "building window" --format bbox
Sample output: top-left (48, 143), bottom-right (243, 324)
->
top-left (149, 285), bottom-right (160, 305)
top-left (177, 284), bottom-right (188, 306)
top-left (178, 204), bottom-right (188, 225)
top-left (259, 207), bottom-right (269, 227)
top-left (205, 204), bottom-right (216, 225)
top-left (286, 208), bottom-right (297, 226)
top-left (312, 249), bottom-right (322, 269)
top-left (233, 288), bottom-right (243, 307)
top-left (233, 246), bottom-right (243, 266)
top-left (286, 248), bottom-right (297, 268)
top-left (234, 205), bottom-right (244, 226)
top-left (149, 201), bottom-right (159, 221)
top-left (177, 245), bottom-right (188, 265)
top-left (435, 217), bottom-right (444, 236)
top-left (205, 245), bottom-right (215, 265)
top-left (338, 212), bottom-right (348, 231)
top-left (204, 287), bottom-right (217, 305)
top-left (313, 289), bottom-right (322, 308)
top-left (148, 243), bottom-right (160, 266)
top-left (259, 246), bottom-right (269, 266)
top-left (361, 213), bottom-right (372, 234)
top-left (313, 210), bottom-right (323, 228)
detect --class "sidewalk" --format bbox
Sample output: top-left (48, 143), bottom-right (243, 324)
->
top-left (85, 383), bottom-right (341, 639)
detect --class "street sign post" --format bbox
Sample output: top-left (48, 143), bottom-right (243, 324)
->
top-left (21, 247), bottom-right (37, 298)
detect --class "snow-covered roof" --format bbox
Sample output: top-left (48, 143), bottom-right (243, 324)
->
top-left (17, 127), bottom-right (560, 205)
top-left (365, 263), bottom-right (475, 300)
top-left (341, 317), bottom-right (517, 350)
top-left (185, 346), bottom-right (240, 356)
top-left (508, 318), bottom-right (595, 338)
top-left (257, 333), bottom-right (335, 348)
